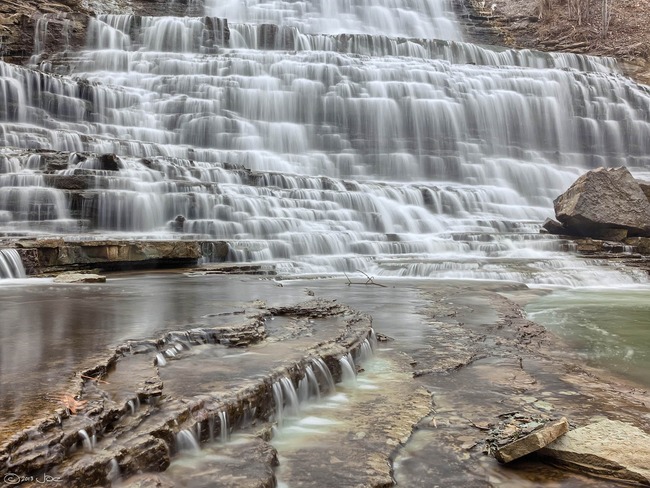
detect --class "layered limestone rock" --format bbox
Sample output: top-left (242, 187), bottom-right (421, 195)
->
top-left (552, 167), bottom-right (650, 240)
top-left (12, 239), bottom-right (202, 273)
top-left (540, 419), bottom-right (650, 485)
top-left (0, 299), bottom-right (376, 486)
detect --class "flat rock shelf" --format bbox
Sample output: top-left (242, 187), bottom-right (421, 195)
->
top-left (0, 299), bottom-right (377, 487)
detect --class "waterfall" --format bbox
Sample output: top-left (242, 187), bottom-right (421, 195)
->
top-left (107, 458), bottom-right (121, 483)
top-left (312, 358), bottom-right (336, 393)
top-left (218, 410), bottom-right (230, 443)
top-left (0, 249), bottom-right (26, 279)
top-left (0, 0), bottom-right (648, 285)
top-left (78, 429), bottom-right (95, 452)
top-left (175, 429), bottom-right (200, 452)
top-left (339, 354), bottom-right (357, 385)
top-left (357, 339), bottom-right (375, 365)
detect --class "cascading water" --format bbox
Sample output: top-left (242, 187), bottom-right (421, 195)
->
top-left (0, 249), bottom-right (26, 279)
top-left (312, 358), bottom-right (336, 393)
top-left (218, 410), bottom-right (230, 443)
top-left (339, 354), bottom-right (357, 385)
top-left (175, 429), bottom-right (201, 452)
top-left (0, 0), bottom-right (649, 286)
top-left (78, 429), bottom-right (95, 452)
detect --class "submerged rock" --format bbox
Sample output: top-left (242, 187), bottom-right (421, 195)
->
top-left (53, 272), bottom-right (106, 283)
top-left (540, 419), bottom-right (650, 485)
top-left (553, 167), bottom-right (650, 239)
top-left (494, 417), bottom-right (569, 463)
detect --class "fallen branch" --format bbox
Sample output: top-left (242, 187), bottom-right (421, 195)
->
top-left (80, 374), bottom-right (110, 384)
top-left (343, 270), bottom-right (387, 287)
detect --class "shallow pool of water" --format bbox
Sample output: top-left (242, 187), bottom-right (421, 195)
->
top-left (526, 287), bottom-right (650, 389)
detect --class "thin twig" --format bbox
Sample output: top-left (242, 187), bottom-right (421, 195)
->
top-left (355, 269), bottom-right (388, 287)
top-left (80, 374), bottom-right (110, 384)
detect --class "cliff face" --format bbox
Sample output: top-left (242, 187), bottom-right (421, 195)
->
top-left (0, 0), bottom-right (202, 64)
top-left (0, 1), bottom-right (88, 63)
top-left (461, 0), bottom-right (650, 84)
top-left (2, 0), bottom-right (650, 85)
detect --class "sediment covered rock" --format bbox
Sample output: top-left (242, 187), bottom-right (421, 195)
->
top-left (553, 167), bottom-right (650, 240)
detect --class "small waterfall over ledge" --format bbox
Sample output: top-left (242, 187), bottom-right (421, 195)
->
top-left (0, 0), bottom-right (649, 286)
top-left (0, 249), bottom-right (26, 279)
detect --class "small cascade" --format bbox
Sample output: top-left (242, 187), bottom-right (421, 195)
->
top-left (0, 249), bottom-right (26, 279)
top-left (280, 377), bottom-right (300, 417)
top-left (272, 381), bottom-right (284, 426)
top-left (312, 358), bottom-right (336, 393)
top-left (175, 429), bottom-right (200, 452)
top-left (273, 376), bottom-right (301, 426)
top-left (297, 372), bottom-right (310, 404)
top-left (218, 410), bottom-right (230, 442)
top-left (126, 396), bottom-right (140, 415)
top-left (369, 329), bottom-right (378, 350)
top-left (339, 354), bottom-right (357, 385)
top-left (297, 364), bottom-right (322, 404)
top-left (78, 429), bottom-right (95, 452)
top-left (155, 353), bottom-right (167, 366)
top-left (357, 339), bottom-right (375, 365)
top-left (305, 365), bottom-right (320, 402)
top-left (106, 458), bottom-right (121, 483)
top-left (208, 414), bottom-right (216, 442)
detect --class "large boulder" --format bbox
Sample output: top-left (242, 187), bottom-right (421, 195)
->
top-left (554, 167), bottom-right (650, 239)
top-left (540, 419), bottom-right (650, 485)
top-left (638, 180), bottom-right (650, 202)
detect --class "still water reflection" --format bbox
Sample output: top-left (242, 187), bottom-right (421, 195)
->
top-left (0, 273), bottom-right (305, 429)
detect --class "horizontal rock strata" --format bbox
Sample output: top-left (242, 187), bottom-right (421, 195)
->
top-left (540, 419), bottom-right (650, 485)
top-left (0, 299), bottom-right (374, 486)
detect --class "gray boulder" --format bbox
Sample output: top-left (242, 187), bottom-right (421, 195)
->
top-left (638, 180), bottom-right (650, 202)
top-left (540, 419), bottom-right (650, 485)
top-left (554, 167), bottom-right (650, 239)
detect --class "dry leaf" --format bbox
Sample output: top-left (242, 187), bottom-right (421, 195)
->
top-left (58, 394), bottom-right (88, 414)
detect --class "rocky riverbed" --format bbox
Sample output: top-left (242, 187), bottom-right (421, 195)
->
top-left (1, 273), bottom-right (649, 486)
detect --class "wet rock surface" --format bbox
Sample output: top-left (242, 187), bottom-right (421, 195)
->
top-left (387, 282), bottom-right (650, 487)
top-left (53, 272), bottom-right (107, 283)
top-left (0, 297), bottom-right (373, 486)
top-left (10, 239), bottom-right (202, 273)
top-left (159, 437), bottom-right (279, 488)
top-left (540, 419), bottom-right (650, 485)
top-left (2, 277), bottom-right (650, 487)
